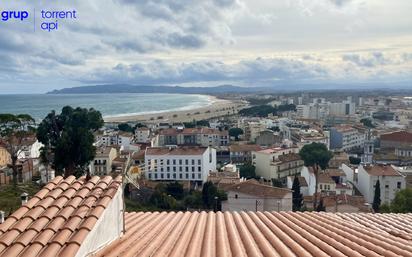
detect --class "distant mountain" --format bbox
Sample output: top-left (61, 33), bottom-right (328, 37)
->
top-left (47, 84), bottom-right (271, 94)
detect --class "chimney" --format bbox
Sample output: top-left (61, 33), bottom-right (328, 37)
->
top-left (21, 192), bottom-right (29, 205)
top-left (0, 211), bottom-right (5, 224)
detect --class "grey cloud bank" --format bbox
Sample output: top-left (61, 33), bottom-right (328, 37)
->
top-left (0, 0), bottom-right (411, 93)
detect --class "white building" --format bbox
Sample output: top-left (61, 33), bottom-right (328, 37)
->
top-left (330, 125), bottom-right (365, 151)
top-left (222, 179), bottom-right (292, 212)
top-left (90, 147), bottom-right (118, 176)
top-left (300, 166), bottom-right (354, 196)
top-left (156, 128), bottom-right (229, 147)
top-left (357, 165), bottom-right (406, 204)
top-left (252, 147), bottom-right (303, 181)
top-left (291, 129), bottom-right (330, 149)
top-left (329, 100), bottom-right (355, 116)
top-left (135, 127), bottom-right (151, 143)
top-left (145, 146), bottom-right (216, 183)
top-left (95, 130), bottom-right (134, 150)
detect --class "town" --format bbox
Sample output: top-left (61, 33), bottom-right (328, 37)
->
top-left (1, 90), bottom-right (412, 256)
top-left (3, 91), bottom-right (412, 213)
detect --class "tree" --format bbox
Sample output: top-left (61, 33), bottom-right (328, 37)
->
top-left (37, 106), bottom-right (104, 177)
top-left (372, 180), bottom-right (381, 213)
top-left (202, 181), bottom-right (217, 209)
top-left (389, 188), bottom-right (412, 213)
top-left (349, 156), bottom-right (361, 165)
top-left (229, 128), bottom-right (243, 140)
top-left (360, 118), bottom-right (375, 128)
top-left (150, 191), bottom-right (177, 210)
top-left (165, 181), bottom-right (184, 200)
top-left (239, 164), bottom-right (256, 179)
top-left (292, 176), bottom-right (303, 211)
top-left (0, 114), bottom-right (35, 187)
top-left (201, 181), bottom-right (227, 210)
top-left (118, 123), bottom-right (134, 133)
top-left (299, 142), bottom-right (333, 209)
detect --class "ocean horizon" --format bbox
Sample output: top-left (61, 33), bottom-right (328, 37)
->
top-left (0, 93), bottom-right (213, 121)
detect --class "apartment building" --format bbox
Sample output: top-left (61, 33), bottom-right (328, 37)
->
top-left (229, 144), bottom-right (262, 164)
top-left (145, 146), bottom-right (216, 183)
top-left (380, 130), bottom-right (412, 149)
top-left (95, 130), bottom-right (134, 150)
top-left (330, 125), bottom-right (365, 151)
top-left (90, 147), bottom-right (118, 176)
top-left (156, 127), bottom-right (228, 147)
top-left (291, 128), bottom-right (330, 149)
top-left (357, 165), bottom-right (406, 204)
top-left (135, 127), bottom-right (151, 143)
top-left (252, 147), bottom-right (303, 181)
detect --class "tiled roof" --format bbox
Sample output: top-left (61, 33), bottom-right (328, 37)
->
top-left (287, 176), bottom-right (308, 187)
top-left (229, 144), bottom-right (262, 153)
top-left (317, 173), bottom-right (335, 184)
top-left (146, 146), bottom-right (208, 156)
top-left (381, 131), bottom-right (412, 143)
top-left (325, 168), bottom-right (346, 177)
top-left (363, 165), bottom-right (401, 176)
top-left (0, 175), bottom-right (122, 257)
top-left (95, 211), bottom-right (412, 257)
top-left (224, 179), bottom-right (292, 198)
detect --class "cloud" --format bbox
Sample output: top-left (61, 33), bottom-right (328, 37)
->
top-left (342, 52), bottom-right (397, 67)
top-left (0, 0), bottom-right (411, 93)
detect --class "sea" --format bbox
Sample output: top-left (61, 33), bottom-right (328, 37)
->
top-left (0, 93), bottom-right (212, 121)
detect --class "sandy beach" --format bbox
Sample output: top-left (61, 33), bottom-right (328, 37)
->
top-left (104, 96), bottom-right (247, 123)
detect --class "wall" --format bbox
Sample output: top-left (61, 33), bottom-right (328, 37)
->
top-left (76, 186), bottom-right (124, 257)
top-left (222, 191), bottom-right (292, 212)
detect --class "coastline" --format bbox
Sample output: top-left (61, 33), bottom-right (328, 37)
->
top-left (104, 95), bottom-right (247, 123)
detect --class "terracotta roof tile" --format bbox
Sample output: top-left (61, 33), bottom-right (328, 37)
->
top-left (95, 211), bottom-right (412, 257)
top-left (0, 175), bottom-right (122, 257)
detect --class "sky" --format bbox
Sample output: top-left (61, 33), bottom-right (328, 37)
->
top-left (0, 0), bottom-right (411, 93)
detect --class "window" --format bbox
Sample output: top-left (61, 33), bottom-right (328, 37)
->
top-left (198, 160), bottom-right (201, 165)
top-left (198, 167), bottom-right (201, 172)
top-left (167, 174), bottom-right (170, 179)
top-left (198, 174), bottom-right (201, 179)
top-left (179, 160), bottom-right (182, 165)
top-left (192, 159), bottom-right (195, 165)
top-left (173, 167), bottom-right (176, 172)
top-left (385, 184), bottom-right (389, 188)
top-left (160, 174), bottom-right (164, 179)
top-left (192, 174), bottom-right (195, 179)
top-left (192, 167), bottom-right (195, 172)
top-left (173, 160), bottom-right (176, 165)
top-left (167, 160), bottom-right (170, 165)
top-left (154, 174), bottom-right (158, 179)
top-left (397, 182), bottom-right (402, 189)
top-left (185, 159), bottom-right (189, 165)
top-left (179, 167), bottom-right (182, 172)
top-left (235, 194), bottom-right (238, 199)
top-left (185, 167), bottom-right (189, 172)
top-left (179, 174), bottom-right (182, 179)
top-left (186, 174), bottom-right (189, 179)
top-left (173, 174), bottom-right (176, 179)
